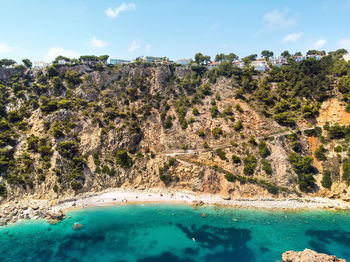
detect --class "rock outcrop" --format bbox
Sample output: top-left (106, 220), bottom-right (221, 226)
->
top-left (282, 249), bottom-right (346, 262)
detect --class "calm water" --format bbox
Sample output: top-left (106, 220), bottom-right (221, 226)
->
top-left (0, 204), bottom-right (350, 262)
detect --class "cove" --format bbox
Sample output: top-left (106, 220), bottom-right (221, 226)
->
top-left (0, 204), bottom-right (349, 262)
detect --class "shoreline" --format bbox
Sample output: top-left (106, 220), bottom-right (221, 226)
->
top-left (1, 188), bottom-right (350, 226)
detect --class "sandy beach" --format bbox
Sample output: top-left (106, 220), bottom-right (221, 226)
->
top-left (50, 188), bottom-right (350, 212)
top-left (1, 188), bottom-right (350, 226)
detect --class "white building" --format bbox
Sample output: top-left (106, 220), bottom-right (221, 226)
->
top-left (141, 56), bottom-right (168, 63)
top-left (270, 56), bottom-right (288, 67)
top-left (34, 62), bottom-right (50, 68)
top-left (58, 60), bottom-right (66, 65)
top-left (233, 60), bottom-right (245, 68)
top-left (294, 55), bottom-right (324, 62)
top-left (176, 59), bottom-right (192, 66)
top-left (207, 62), bottom-right (221, 70)
top-left (251, 59), bottom-right (268, 71)
top-left (109, 59), bottom-right (131, 65)
top-left (343, 53), bottom-right (350, 62)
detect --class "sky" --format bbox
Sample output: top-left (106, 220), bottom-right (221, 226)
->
top-left (1, 0), bottom-right (350, 63)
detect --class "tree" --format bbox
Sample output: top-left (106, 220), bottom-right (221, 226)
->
top-left (22, 59), bottom-right (32, 68)
top-left (288, 152), bottom-right (315, 192)
top-left (79, 55), bottom-right (98, 62)
top-left (194, 53), bottom-right (211, 65)
top-left (321, 170), bottom-right (332, 189)
top-left (227, 53), bottom-right (239, 62)
top-left (306, 50), bottom-right (326, 56)
top-left (215, 53), bottom-right (226, 62)
top-left (215, 53), bottom-right (239, 63)
top-left (54, 56), bottom-right (71, 63)
top-left (242, 54), bottom-right (257, 64)
top-left (261, 50), bottom-right (274, 60)
top-left (328, 49), bottom-right (347, 57)
top-left (294, 52), bottom-right (302, 56)
top-left (0, 59), bottom-right (16, 67)
top-left (98, 55), bottom-right (109, 63)
top-left (281, 50), bottom-right (291, 58)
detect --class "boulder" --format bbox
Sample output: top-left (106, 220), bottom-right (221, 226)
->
top-left (191, 200), bottom-right (204, 207)
top-left (282, 249), bottom-right (346, 262)
top-left (46, 211), bottom-right (65, 223)
top-left (221, 195), bottom-right (231, 200)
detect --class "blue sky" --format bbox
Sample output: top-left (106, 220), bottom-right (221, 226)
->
top-left (1, 0), bottom-right (350, 62)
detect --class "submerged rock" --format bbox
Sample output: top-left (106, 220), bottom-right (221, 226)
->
top-left (282, 249), bottom-right (346, 262)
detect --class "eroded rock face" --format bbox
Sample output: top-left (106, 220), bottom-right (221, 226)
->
top-left (282, 249), bottom-right (346, 262)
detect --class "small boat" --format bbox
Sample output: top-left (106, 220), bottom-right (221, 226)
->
top-left (72, 223), bottom-right (83, 229)
top-left (192, 238), bottom-right (196, 242)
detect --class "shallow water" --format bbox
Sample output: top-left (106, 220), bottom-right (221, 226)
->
top-left (0, 204), bottom-right (350, 262)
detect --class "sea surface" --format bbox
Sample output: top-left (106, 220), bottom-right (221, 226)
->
top-left (0, 204), bottom-right (350, 262)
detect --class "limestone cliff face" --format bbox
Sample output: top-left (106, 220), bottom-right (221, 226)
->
top-left (0, 63), bottom-right (349, 202)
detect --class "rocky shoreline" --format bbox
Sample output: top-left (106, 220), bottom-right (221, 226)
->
top-left (1, 188), bottom-right (350, 226)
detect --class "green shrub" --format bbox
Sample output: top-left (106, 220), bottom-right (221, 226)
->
top-left (258, 140), bottom-right (271, 158)
top-left (53, 184), bottom-right (58, 193)
top-left (328, 124), bottom-right (345, 139)
top-left (235, 104), bottom-right (243, 113)
top-left (210, 105), bottom-right (219, 117)
top-left (343, 158), bottom-right (350, 184)
top-left (57, 141), bottom-right (78, 158)
top-left (261, 159), bottom-right (272, 175)
top-left (51, 122), bottom-right (65, 139)
top-left (198, 129), bottom-right (206, 137)
top-left (321, 170), bottom-right (332, 189)
top-left (225, 172), bottom-right (236, 182)
top-left (203, 141), bottom-right (209, 148)
top-left (314, 145), bottom-right (327, 161)
top-left (288, 152), bottom-right (315, 192)
top-left (26, 135), bottom-right (39, 152)
top-left (115, 149), bottom-right (133, 168)
top-left (168, 158), bottom-right (177, 166)
top-left (243, 155), bottom-right (257, 175)
top-left (215, 149), bottom-right (227, 160)
top-left (334, 145), bottom-right (342, 153)
top-left (192, 107), bottom-right (199, 116)
top-left (0, 184), bottom-right (7, 197)
top-left (163, 116), bottom-right (173, 129)
top-left (234, 120), bottom-right (243, 131)
top-left (38, 145), bottom-right (53, 157)
top-left (248, 135), bottom-right (257, 146)
top-left (231, 154), bottom-right (241, 164)
top-left (212, 127), bottom-right (223, 137)
top-left (71, 181), bottom-right (83, 190)
top-left (223, 106), bottom-right (233, 116)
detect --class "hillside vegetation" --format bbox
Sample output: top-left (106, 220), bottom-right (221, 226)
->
top-left (0, 52), bottom-right (350, 201)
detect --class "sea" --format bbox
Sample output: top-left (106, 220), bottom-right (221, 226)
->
top-left (0, 204), bottom-right (349, 262)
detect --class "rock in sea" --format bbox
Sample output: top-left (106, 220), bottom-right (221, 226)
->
top-left (282, 248), bottom-right (346, 262)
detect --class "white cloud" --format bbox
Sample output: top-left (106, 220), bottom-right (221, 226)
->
top-left (0, 42), bottom-right (12, 55)
top-left (313, 38), bottom-right (326, 49)
top-left (128, 40), bottom-right (140, 52)
top-left (106, 3), bottom-right (136, 19)
top-left (263, 9), bottom-right (296, 29)
top-left (337, 38), bottom-right (350, 50)
top-left (45, 47), bottom-right (80, 62)
top-left (281, 32), bottom-right (302, 43)
top-left (90, 37), bottom-right (109, 48)
top-left (145, 44), bottom-right (151, 52)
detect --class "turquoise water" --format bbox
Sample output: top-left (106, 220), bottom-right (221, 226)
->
top-left (0, 204), bottom-right (350, 262)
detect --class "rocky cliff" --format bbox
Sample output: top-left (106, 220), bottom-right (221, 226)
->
top-left (0, 60), bottom-right (349, 203)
